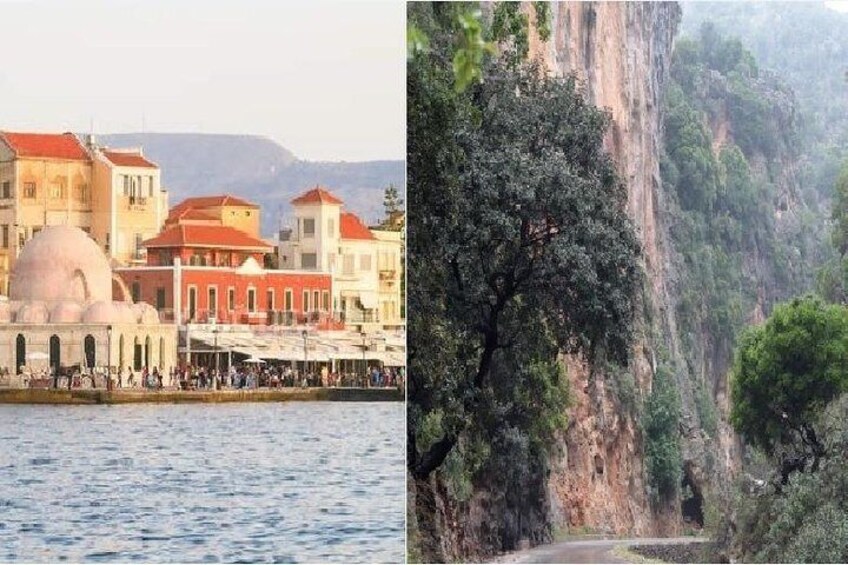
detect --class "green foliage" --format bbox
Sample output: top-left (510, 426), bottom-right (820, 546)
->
top-left (730, 295), bottom-right (848, 457)
top-left (694, 379), bottom-right (718, 439)
top-left (644, 364), bottom-right (682, 503)
top-left (408, 1), bottom-right (641, 488)
top-left (730, 395), bottom-right (848, 563)
top-left (452, 10), bottom-right (496, 92)
top-left (830, 162), bottom-right (848, 257)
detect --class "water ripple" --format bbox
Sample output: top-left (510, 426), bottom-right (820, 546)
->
top-left (0, 402), bottom-right (404, 563)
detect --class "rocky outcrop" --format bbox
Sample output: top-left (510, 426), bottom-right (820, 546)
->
top-left (528, 1), bottom-right (688, 537)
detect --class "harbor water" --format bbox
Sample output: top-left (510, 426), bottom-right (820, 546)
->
top-left (0, 402), bottom-right (405, 563)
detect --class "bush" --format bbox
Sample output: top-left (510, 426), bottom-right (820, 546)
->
top-left (644, 364), bottom-right (682, 503)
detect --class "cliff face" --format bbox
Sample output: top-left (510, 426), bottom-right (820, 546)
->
top-left (529, 1), bottom-right (688, 536)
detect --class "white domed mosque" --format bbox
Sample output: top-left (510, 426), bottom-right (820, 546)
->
top-left (0, 226), bottom-right (176, 381)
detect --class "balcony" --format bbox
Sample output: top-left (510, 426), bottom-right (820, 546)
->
top-left (123, 195), bottom-right (148, 211)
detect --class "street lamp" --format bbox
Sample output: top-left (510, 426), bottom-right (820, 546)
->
top-left (107, 325), bottom-right (113, 391)
top-left (360, 331), bottom-right (367, 386)
top-left (301, 329), bottom-right (308, 379)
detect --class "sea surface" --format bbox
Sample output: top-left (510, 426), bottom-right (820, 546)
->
top-left (0, 402), bottom-right (405, 563)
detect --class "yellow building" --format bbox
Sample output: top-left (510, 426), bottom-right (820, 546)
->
top-left (0, 132), bottom-right (94, 294)
top-left (0, 131), bottom-right (169, 293)
top-left (166, 195), bottom-right (260, 238)
top-left (88, 137), bottom-right (168, 266)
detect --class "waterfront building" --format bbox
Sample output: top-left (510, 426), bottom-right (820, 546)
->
top-left (0, 131), bottom-right (169, 292)
top-left (114, 221), bottom-right (334, 327)
top-left (87, 137), bottom-right (168, 266)
top-left (165, 194), bottom-right (260, 238)
top-left (277, 187), bottom-right (404, 329)
top-left (0, 226), bottom-right (176, 379)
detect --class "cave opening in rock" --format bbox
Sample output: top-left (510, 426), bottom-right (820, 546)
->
top-left (681, 466), bottom-right (704, 528)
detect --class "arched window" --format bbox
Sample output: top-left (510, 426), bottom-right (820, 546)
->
top-left (84, 335), bottom-right (95, 368)
top-left (15, 334), bottom-right (25, 374)
top-left (133, 336), bottom-right (142, 371)
top-left (159, 336), bottom-right (165, 369)
top-left (144, 336), bottom-right (152, 369)
top-left (118, 334), bottom-right (125, 369)
top-left (49, 335), bottom-right (60, 374)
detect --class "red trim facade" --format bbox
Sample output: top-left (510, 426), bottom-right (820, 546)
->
top-left (115, 266), bottom-right (334, 327)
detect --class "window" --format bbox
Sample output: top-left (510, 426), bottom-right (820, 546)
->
top-left (134, 234), bottom-right (143, 260)
top-left (313, 291), bottom-right (320, 311)
top-left (228, 287), bottom-right (235, 311)
top-left (148, 177), bottom-right (154, 198)
top-left (105, 232), bottom-right (110, 252)
top-left (284, 289), bottom-right (293, 311)
top-left (131, 282), bottom-right (141, 302)
top-left (76, 184), bottom-right (89, 202)
top-left (328, 218), bottom-right (335, 237)
top-left (343, 254), bottom-right (355, 275)
top-left (360, 254), bottom-right (372, 271)
top-left (303, 218), bottom-right (315, 237)
top-left (328, 253), bottom-right (336, 270)
top-left (247, 288), bottom-right (256, 312)
top-left (208, 287), bottom-right (217, 318)
top-left (303, 290), bottom-right (310, 312)
top-left (301, 252), bottom-right (317, 269)
top-left (23, 182), bottom-right (36, 199)
top-left (1, 181), bottom-right (10, 199)
top-left (267, 288), bottom-right (275, 310)
top-left (156, 287), bottom-right (166, 310)
top-left (50, 183), bottom-right (66, 200)
top-left (188, 287), bottom-right (197, 321)
top-left (322, 291), bottom-right (330, 312)
top-left (1, 225), bottom-right (7, 249)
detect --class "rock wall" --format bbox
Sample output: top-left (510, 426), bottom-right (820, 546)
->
top-left (527, 1), bottom-right (687, 537)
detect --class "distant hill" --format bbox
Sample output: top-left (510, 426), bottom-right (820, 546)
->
top-left (98, 133), bottom-right (405, 236)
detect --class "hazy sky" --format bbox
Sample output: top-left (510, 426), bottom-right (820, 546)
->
top-left (0, 0), bottom-right (405, 162)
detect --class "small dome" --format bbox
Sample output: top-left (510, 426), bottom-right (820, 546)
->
top-left (82, 301), bottom-right (117, 324)
top-left (9, 226), bottom-right (112, 307)
top-left (132, 302), bottom-right (160, 324)
top-left (50, 301), bottom-right (83, 323)
top-left (15, 301), bottom-right (49, 324)
top-left (114, 302), bottom-right (137, 324)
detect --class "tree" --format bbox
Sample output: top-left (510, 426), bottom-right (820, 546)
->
top-left (830, 162), bottom-right (848, 258)
top-left (408, 6), bottom-right (641, 479)
top-left (730, 295), bottom-right (848, 483)
top-left (382, 184), bottom-right (404, 229)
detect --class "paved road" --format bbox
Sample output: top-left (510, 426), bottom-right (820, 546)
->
top-left (497, 537), bottom-right (707, 564)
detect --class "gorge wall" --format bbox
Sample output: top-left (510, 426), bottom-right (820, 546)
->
top-left (528, 1), bottom-right (691, 537)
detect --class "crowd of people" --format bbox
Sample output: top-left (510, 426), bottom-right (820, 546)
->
top-left (21, 362), bottom-right (404, 391)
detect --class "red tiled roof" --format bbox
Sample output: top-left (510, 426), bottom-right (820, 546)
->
top-left (169, 195), bottom-right (258, 219)
top-left (143, 224), bottom-right (273, 250)
top-left (0, 132), bottom-right (89, 161)
top-left (340, 212), bottom-right (375, 240)
top-left (166, 208), bottom-right (220, 223)
top-left (103, 150), bottom-right (158, 168)
top-left (291, 186), bottom-right (343, 205)
top-left (171, 195), bottom-right (257, 212)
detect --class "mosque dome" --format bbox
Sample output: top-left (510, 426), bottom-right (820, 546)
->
top-left (132, 302), bottom-right (160, 325)
top-left (50, 301), bottom-right (84, 324)
top-left (15, 301), bottom-right (49, 324)
top-left (9, 226), bottom-right (112, 307)
top-left (82, 301), bottom-right (118, 324)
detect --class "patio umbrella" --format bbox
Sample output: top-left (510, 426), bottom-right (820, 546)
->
top-left (243, 356), bottom-right (266, 364)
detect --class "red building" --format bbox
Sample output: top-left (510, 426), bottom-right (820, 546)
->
top-left (114, 222), bottom-right (334, 327)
